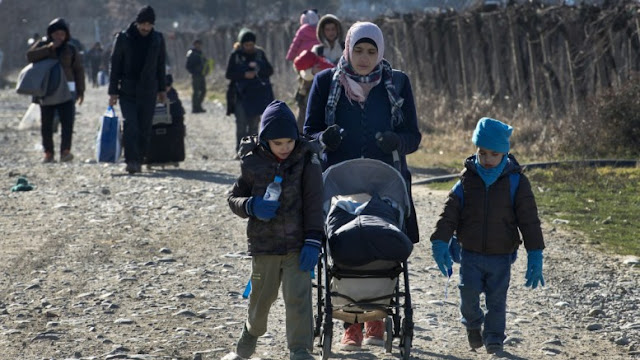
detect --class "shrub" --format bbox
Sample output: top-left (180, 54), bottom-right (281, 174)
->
top-left (561, 75), bottom-right (640, 158)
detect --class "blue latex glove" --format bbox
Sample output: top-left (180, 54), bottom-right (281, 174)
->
top-left (247, 196), bottom-right (280, 221)
top-left (525, 250), bottom-right (545, 289)
top-left (432, 240), bottom-right (453, 277)
top-left (299, 239), bottom-right (321, 271)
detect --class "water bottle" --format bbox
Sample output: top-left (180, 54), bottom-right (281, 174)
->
top-left (263, 176), bottom-right (282, 201)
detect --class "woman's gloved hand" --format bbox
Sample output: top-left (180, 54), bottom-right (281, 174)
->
top-left (320, 124), bottom-right (343, 151)
top-left (431, 240), bottom-right (453, 277)
top-left (246, 196), bottom-right (280, 221)
top-left (525, 249), bottom-right (545, 289)
top-left (375, 131), bottom-right (401, 153)
top-left (299, 239), bottom-right (321, 271)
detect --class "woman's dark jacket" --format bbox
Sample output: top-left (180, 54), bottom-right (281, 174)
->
top-left (224, 47), bottom-right (274, 117)
top-left (303, 68), bottom-right (421, 181)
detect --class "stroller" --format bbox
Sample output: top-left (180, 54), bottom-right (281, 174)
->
top-left (314, 158), bottom-right (414, 359)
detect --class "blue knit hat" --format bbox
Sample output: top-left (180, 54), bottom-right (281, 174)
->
top-left (472, 117), bottom-right (513, 153)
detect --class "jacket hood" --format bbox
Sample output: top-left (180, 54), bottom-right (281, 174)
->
top-left (47, 18), bottom-right (70, 42)
top-left (238, 28), bottom-right (256, 44)
top-left (258, 100), bottom-right (299, 143)
top-left (317, 14), bottom-right (343, 46)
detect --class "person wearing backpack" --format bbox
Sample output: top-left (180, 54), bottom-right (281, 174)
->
top-left (430, 117), bottom-right (546, 355)
top-left (304, 21), bottom-right (422, 351)
top-left (26, 18), bottom-right (85, 163)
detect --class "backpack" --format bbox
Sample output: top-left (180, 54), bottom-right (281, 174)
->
top-left (449, 172), bottom-right (521, 263)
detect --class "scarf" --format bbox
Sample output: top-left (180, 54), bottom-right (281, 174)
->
top-left (474, 154), bottom-right (508, 188)
top-left (325, 56), bottom-right (404, 129)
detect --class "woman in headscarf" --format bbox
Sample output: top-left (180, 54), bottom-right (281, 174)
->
top-left (303, 21), bottom-right (422, 351)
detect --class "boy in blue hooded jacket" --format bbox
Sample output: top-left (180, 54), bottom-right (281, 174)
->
top-left (430, 117), bottom-right (545, 354)
top-left (227, 100), bottom-right (323, 360)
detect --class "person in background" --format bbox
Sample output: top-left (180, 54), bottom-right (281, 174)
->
top-left (430, 117), bottom-right (545, 355)
top-left (227, 100), bottom-right (323, 360)
top-left (311, 14), bottom-right (344, 65)
top-left (26, 18), bottom-right (85, 163)
top-left (108, 5), bottom-right (166, 174)
top-left (164, 74), bottom-right (185, 122)
top-left (304, 21), bottom-right (422, 350)
top-left (285, 9), bottom-right (320, 131)
top-left (225, 28), bottom-right (274, 156)
top-left (87, 42), bottom-right (103, 88)
top-left (185, 39), bottom-right (208, 113)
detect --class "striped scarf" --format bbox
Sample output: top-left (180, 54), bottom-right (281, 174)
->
top-left (325, 56), bottom-right (404, 129)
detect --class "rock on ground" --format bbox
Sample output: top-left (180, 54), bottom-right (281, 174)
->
top-left (0, 86), bottom-right (638, 359)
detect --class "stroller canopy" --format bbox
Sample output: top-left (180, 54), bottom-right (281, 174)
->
top-left (322, 158), bottom-right (410, 217)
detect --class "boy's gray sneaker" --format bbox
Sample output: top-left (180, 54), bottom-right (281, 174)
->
top-left (290, 348), bottom-right (315, 360)
top-left (236, 324), bottom-right (258, 359)
top-left (486, 343), bottom-right (504, 354)
top-left (466, 328), bottom-right (483, 349)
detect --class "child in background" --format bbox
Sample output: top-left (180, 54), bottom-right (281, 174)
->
top-left (430, 117), bottom-right (545, 354)
top-left (227, 100), bottom-right (324, 360)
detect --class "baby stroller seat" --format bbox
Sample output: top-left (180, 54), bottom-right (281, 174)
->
top-left (315, 158), bottom-right (414, 359)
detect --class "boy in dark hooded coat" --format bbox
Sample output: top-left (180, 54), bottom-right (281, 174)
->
top-left (227, 100), bottom-right (323, 360)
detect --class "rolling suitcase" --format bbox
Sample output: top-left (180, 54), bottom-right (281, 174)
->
top-left (145, 102), bottom-right (185, 167)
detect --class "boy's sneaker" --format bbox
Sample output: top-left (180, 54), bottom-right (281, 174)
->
top-left (363, 320), bottom-right (385, 346)
top-left (339, 323), bottom-right (363, 351)
top-left (236, 324), bottom-right (258, 359)
top-left (466, 328), bottom-right (483, 349)
top-left (486, 343), bottom-right (504, 354)
top-left (60, 150), bottom-right (74, 162)
top-left (290, 348), bottom-right (315, 360)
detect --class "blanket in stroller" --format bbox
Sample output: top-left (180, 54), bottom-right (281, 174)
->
top-left (326, 193), bottom-right (413, 266)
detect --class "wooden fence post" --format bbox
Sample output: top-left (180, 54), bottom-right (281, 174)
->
top-left (456, 16), bottom-right (468, 104)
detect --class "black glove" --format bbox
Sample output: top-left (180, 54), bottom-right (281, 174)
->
top-left (375, 131), bottom-right (401, 153)
top-left (320, 125), bottom-right (343, 151)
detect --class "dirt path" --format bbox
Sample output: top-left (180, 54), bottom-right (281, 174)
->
top-left (0, 86), bottom-right (638, 360)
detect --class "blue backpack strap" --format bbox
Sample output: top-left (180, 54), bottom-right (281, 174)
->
top-left (509, 172), bottom-right (521, 208)
top-left (452, 180), bottom-right (464, 208)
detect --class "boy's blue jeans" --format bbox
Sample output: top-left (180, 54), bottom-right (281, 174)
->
top-left (458, 249), bottom-right (512, 345)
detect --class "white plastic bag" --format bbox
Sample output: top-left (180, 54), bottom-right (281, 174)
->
top-left (18, 103), bottom-right (40, 130)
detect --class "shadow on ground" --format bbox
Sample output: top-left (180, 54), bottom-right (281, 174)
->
top-left (111, 168), bottom-right (236, 184)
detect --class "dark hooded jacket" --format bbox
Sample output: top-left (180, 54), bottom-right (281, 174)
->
top-left (225, 29), bottom-right (274, 117)
top-left (430, 154), bottom-right (545, 254)
top-left (26, 18), bottom-right (85, 98)
top-left (227, 102), bottom-right (323, 255)
top-left (108, 22), bottom-right (166, 100)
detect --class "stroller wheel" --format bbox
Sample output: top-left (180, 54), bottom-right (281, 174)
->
top-left (385, 316), bottom-right (393, 353)
top-left (320, 330), bottom-right (332, 360)
top-left (313, 314), bottom-right (320, 337)
top-left (399, 318), bottom-right (412, 360)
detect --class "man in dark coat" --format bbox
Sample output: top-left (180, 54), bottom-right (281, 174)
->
top-left (108, 5), bottom-right (166, 174)
top-left (185, 39), bottom-right (208, 113)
